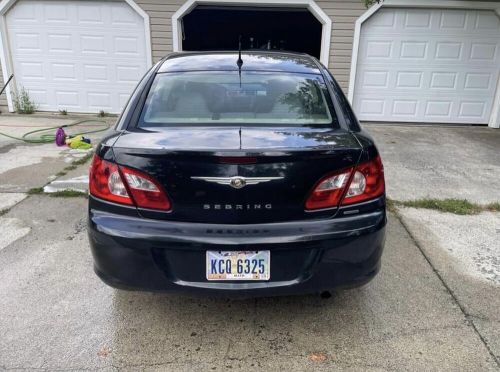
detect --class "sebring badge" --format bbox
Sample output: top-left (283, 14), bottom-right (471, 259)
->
top-left (191, 176), bottom-right (283, 189)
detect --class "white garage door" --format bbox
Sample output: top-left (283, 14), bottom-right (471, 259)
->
top-left (353, 8), bottom-right (500, 124)
top-left (6, 0), bottom-right (149, 113)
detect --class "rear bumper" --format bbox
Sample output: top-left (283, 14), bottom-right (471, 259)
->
top-left (88, 205), bottom-right (386, 297)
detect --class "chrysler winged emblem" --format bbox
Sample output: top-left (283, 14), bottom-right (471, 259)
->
top-left (191, 176), bottom-right (283, 189)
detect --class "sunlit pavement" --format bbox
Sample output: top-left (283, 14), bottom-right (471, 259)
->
top-left (0, 196), bottom-right (496, 370)
top-left (0, 120), bottom-right (499, 370)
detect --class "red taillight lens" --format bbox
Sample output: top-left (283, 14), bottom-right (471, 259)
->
top-left (89, 155), bottom-right (133, 206)
top-left (305, 169), bottom-right (352, 210)
top-left (120, 166), bottom-right (171, 211)
top-left (305, 155), bottom-right (385, 210)
top-left (89, 155), bottom-right (171, 211)
top-left (341, 155), bottom-right (384, 206)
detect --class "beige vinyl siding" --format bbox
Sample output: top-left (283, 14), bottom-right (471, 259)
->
top-left (0, 0), bottom-right (364, 111)
top-left (134, 0), bottom-right (365, 93)
top-left (0, 61), bottom-right (6, 111)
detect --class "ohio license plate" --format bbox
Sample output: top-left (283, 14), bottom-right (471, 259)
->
top-left (206, 251), bottom-right (270, 281)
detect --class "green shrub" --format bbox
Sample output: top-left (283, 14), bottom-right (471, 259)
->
top-left (13, 86), bottom-right (37, 114)
top-left (364, 0), bottom-right (379, 8)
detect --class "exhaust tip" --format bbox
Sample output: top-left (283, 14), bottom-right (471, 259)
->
top-left (320, 291), bottom-right (332, 299)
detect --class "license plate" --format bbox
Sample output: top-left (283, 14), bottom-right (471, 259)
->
top-left (206, 251), bottom-right (270, 281)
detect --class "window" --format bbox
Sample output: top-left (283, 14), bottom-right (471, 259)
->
top-left (139, 71), bottom-right (337, 126)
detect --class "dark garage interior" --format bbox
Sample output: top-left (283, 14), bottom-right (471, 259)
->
top-left (181, 5), bottom-right (322, 59)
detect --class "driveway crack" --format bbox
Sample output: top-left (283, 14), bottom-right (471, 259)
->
top-left (394, 212), bottom-right (500, 368)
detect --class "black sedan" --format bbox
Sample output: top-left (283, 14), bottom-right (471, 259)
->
top-left (88, 51), bottom-right (386, 297)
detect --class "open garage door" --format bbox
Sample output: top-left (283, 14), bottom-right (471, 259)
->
top-left (181, 5), bottom-right (322, 59)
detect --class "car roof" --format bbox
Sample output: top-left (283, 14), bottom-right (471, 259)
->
top-left (157, 51), bottom-right (322, 74)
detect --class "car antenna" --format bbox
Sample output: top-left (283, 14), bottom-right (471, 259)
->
top-left (237, 35), bottom-right (243, 150)
top-left (237, 35), bottom-right (243, 88)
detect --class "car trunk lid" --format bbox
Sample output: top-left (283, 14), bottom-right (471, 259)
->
top-left (112, 126), bottom-right (362, 223)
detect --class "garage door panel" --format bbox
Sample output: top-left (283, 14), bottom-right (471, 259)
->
top-left (27, 89), bottom-right (48, 108)
top-left (76, 3), bottom-right (105, 25)
top-left (116, 65), bottom-right (143, 84)
top-left (359, 36), bottom-right (499, 67)
top-left (47, 33), bottom-right (73, 53)
top-left (51, 62), bottom-right (77, 81)
top-left (44, 3), bottom-right (71, 24)
top-left (464, 73), bottom-right (494, 91)
top-left (80, 34), bottom-right (107, 55)
top-left (11, 28), bottom-right (145, 59)
top-left (15, 57), bottom-right (146, 85)
top-left (476, 11), bottom-right (500, 30)
top-left (87, 92), bottom-right (114, 111)
top-left (364, 8), bottom-right (500, 34)
top-left (459, 101), bottom-right (488, 119)
top-left (15, 61), bottom-right (46, 81)
top-left (24, 84), bottom-right (129, 113)
top-left (8, 1), bottom-right (145, 28)
top-left (111, 3), bottom-right (144, 26)
top-left (7, 0), bottom-right (148, 113)
top-left (355, 94), bottom-right (494, 124)
top-left (470, 42), bottom-right (498, 61)
top-left (430, 71), bottom-right (458, 89)
top-left (114, 35), bottom-right (144, 56)
top-left (396, 71), bottom-right (423, 89)
top-left (55, 91), bottom-right (80, 108)
top-left (8, 1), bottom-right (36, 23)
top-left (10, 32), bottom-right (42, 53)
top-left (356, 66), bottom-right (498, 97)
top-left (354, 8), bottom-right (500, 124)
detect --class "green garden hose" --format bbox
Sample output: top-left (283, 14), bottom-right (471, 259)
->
top-left (0, 118), bottom-right (110, 144)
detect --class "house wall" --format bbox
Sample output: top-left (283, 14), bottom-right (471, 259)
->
top-left (134, 0), bottom-right (366, 91)
top-left (0, 0), bottom-right (366, 112)
top-left (0, 60), bottom-right (7, 112)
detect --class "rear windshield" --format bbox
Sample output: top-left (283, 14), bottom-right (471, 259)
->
top-left (139, 71), bottom-right (338, 127)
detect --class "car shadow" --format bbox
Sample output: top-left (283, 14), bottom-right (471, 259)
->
top-left (107, 286), bottom-right (372, 368)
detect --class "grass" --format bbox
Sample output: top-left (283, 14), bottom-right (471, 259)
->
top-left (49, 190), bottom-right (87, 198)
top-left (27, 187), bottom-right (44, 195)
top-left (71, 152), bottom-right (94, 166)
top-left (485, 202), bottom-right (500, 212)
top-left (390, 198), bottom-right (500, 215)
top-left (64, 164), bottom-right (77, 171)
top-left (386, 198), bottom-right (398, 213)
top-left (0, 209), bottom-right (8, 217)
top-left (26, 187), bottom-right (87, 198)
top-left (30, 153), bottom-right (94, 198)
top-left (59, 152), bottom-right (93, 173)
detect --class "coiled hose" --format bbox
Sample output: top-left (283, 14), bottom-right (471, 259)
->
top-left (0, 118), bottom-right (110, 144)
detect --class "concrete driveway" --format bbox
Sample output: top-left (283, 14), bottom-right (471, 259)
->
top-left (369, 123), bottom-right (500, 369)
top-left (0, 116), bottom-right (499, 370)
top-left (369, 124), bottom-right (500, 204)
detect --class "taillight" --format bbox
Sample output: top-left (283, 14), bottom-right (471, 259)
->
top-left (305, 155), bottom-right (384, 210)
top-left (89, 154), bottom-right (171, 211)
top-left (305, 169), bottom-right (352, 210)
top-left (341, 155), bottom-right (384, 206)
top-left (120, 166), bottom-right (171, 211)
top-left (89, 155), bottom-right (133, 206)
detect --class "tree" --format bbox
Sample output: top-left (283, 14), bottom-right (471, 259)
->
top-left (364, 0), bottom-right (381, 8)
